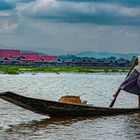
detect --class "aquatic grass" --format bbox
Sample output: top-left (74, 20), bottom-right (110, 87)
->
top-left (0, 66), bottom-right (20, 74)
top-left (0, 66), bottom-right (129, 74)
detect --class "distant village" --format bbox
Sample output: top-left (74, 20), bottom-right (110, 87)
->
top-left (0, 49), bottom-right (135, 69)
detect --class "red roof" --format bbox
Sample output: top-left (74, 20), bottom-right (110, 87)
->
top-left (0, 49), bottom-right (21, 58)
top-left (42, 56), bottom-right (58, 62)
top-left (22, 53), bottom-right (41, 62)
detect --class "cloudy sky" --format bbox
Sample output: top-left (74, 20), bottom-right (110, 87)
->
top-left (0, 0), bottom-right (140, 55)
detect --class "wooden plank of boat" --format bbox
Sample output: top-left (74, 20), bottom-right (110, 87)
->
top-left (0, 91), bottom-right (140, 118)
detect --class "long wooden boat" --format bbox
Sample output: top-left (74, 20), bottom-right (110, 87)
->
top-left (0, 92), bottom-right (140, 118)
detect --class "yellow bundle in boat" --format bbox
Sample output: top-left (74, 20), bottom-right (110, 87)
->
top-left (58, 95), bottom-right (82, 104)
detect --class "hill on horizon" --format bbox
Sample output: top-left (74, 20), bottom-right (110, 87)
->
top-left (75, 51), bottom-right (138, 60)
top-left (0, 47), bottom-right (138, 59)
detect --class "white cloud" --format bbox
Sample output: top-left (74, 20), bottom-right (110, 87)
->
top-left (119, 7), bottom-right (140, 17)
top-left (15, 0), bottom-right (140, 21)
top-left (15, 0), bottom-right (58, 16)
top-left (1, 0), bottom-right (140, 34)
top-left (0, 21), bottom-right (18, 32)
top-left (0, 11), bottom-right (11, 17)
top-left (0, 0), bottom-right (140, 55)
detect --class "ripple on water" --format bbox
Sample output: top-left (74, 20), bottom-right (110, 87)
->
top-left (0, 73), bottom-right (139, 140)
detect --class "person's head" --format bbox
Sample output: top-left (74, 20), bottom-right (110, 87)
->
top-left (135, 57), bottom-right (139, 64)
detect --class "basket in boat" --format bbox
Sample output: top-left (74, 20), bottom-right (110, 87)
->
top-left (58, 95), bottom-right (82, 104)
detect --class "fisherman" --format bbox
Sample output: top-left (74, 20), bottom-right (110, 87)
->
top-left (113, 56), bottom-right (140, 107)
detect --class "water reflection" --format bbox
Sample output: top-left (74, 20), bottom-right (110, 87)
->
top-left (4, 114), bottom-right (140, 140)
top-left (6, 117), bottom-right (97, 132)
top-left (3, 117), bottom-right (98, 140)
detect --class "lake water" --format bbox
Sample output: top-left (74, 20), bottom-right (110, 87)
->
top-left (0, 73), bottom-right (140, 140)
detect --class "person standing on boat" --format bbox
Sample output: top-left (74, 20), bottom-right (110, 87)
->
top-left (113, 56), bottom-right (140, 107)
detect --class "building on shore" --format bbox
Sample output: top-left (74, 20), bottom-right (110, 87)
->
top-left (0, 49), bottom-right (132, 68)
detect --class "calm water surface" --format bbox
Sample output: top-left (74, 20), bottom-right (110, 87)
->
top-left (0, 73), bottom-right (140, 140)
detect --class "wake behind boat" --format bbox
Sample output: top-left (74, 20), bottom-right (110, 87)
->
top-left (0, 92), bottom-right (140, 118)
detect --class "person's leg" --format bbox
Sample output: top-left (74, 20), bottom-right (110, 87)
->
top-left (138, 74), bottom-right (140, 107)
top-left (138, 95), bottom-right (140, 107)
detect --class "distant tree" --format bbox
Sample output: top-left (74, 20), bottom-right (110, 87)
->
top-left (107, 56), bottom-right (117, 61)
top-left (120, 58), bottom-right (125, 60)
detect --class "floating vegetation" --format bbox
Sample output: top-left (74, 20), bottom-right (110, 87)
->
top-left (0, 66), bottom-right (129, 74)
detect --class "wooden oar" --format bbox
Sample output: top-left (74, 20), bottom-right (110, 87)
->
top-left (109, 62), bottom-right (137, 108)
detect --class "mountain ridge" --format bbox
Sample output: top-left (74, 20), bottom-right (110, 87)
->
top-left (74, 51), bottom-right (138, 59)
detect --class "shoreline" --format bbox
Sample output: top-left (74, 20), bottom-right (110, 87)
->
top-left (0, 66), bottom-right (129, 75)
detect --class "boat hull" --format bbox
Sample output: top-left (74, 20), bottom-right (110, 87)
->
top-left (0, 92), bottom-right (140, 118)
